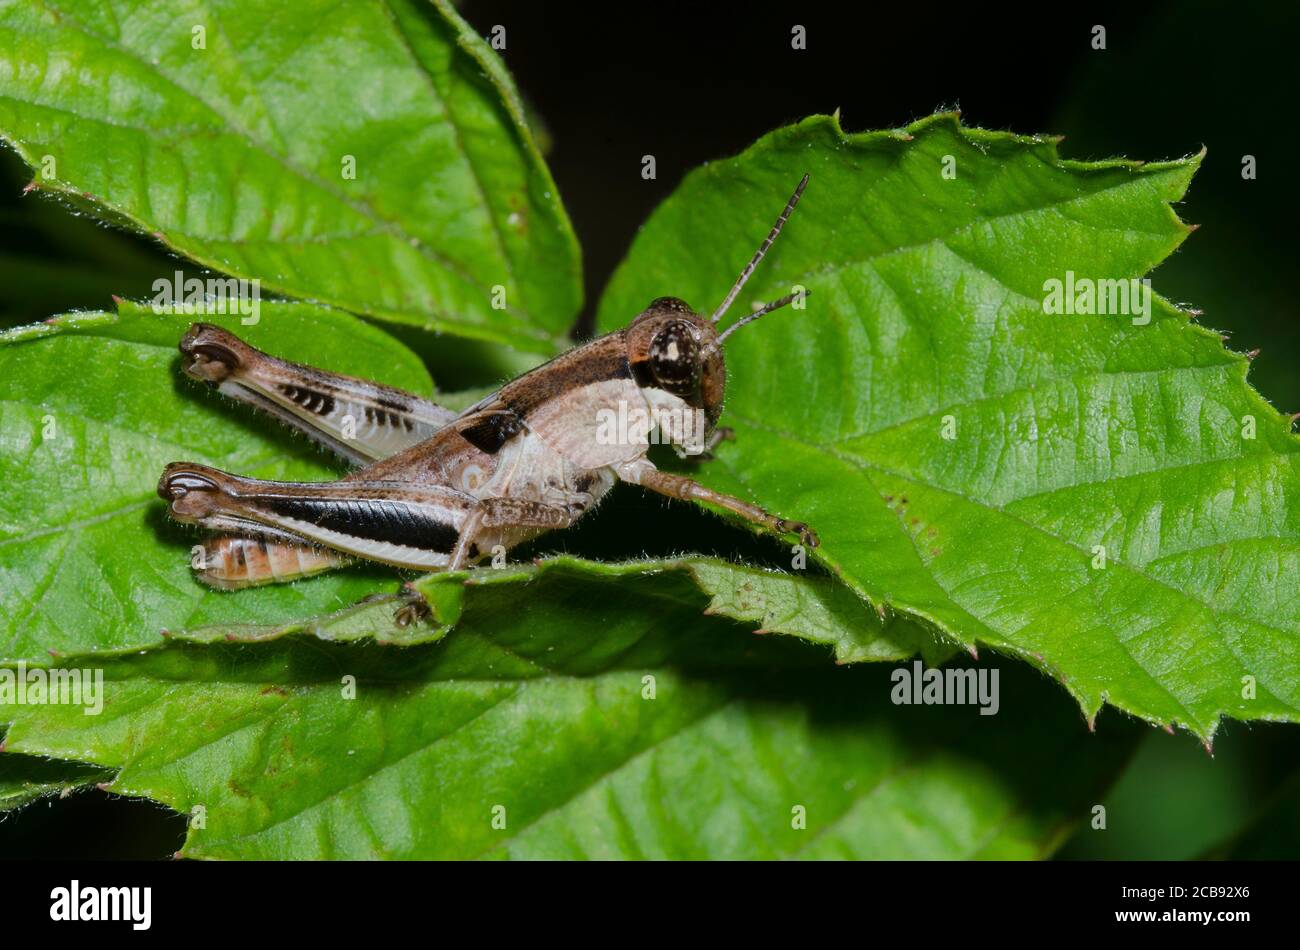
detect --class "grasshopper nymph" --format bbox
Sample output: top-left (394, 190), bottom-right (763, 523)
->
top-left (159, 176), bottom-right (817, 593)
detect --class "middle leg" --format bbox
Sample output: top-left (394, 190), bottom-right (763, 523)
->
top-left (445, 497), bottom-right (579, 571)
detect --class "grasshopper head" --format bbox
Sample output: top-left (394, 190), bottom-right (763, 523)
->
top-left (623, 280), bottom-right (809, 447)
top-left (620, 175), bottom-right (812, 450)
top-left (626, 297), bottom-right (727, 432)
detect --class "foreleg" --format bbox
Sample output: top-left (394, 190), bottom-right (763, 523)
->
top-left (616, 459), bottom-right (818, 547)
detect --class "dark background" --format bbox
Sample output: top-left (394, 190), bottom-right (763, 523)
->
top-left (2, 0), bottom-right (1297, 859)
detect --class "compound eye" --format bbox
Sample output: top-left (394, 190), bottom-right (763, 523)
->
top-left (650, 321), bottom-right (699, 389)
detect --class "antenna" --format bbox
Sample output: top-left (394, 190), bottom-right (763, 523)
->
top-left (714, 289), bottom-right (811, 347)
top-left (709, 174), bottom-right (809, 324)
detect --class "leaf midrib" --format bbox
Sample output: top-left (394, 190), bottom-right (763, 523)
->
top-left (379, 0), bottom-right (520, 300)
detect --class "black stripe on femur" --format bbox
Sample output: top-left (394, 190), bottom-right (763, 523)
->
top-left (263, 497), bottom-right (460, 553)
top-left (362, 405), bottom-right (414, 431)
top-left (457, 409), bottom-right (524, 454)
top-left (376, 396), bottom-right (416, 431)
top-left (279, 384), bottom-right (336, 416)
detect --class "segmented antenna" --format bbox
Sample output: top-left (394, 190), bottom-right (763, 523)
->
top-left (714, 289), bottom-right (811, 347)
top-left (709, 174), bottom-right (809, 324)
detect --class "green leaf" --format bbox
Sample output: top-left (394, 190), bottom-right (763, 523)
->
top-left (597, 113), bottom-right (1300, 741)
top-left (0, 300), bottom-right (438, 662)
top-left (0, 606), bottom-right (1138, 859)
top-left (0, 0), bottom-right (580, 352)
top-left (0, 742), bottom-right (111, 812)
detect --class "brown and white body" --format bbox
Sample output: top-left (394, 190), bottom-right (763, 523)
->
top-left (159, 177), bottom-right (818, 592)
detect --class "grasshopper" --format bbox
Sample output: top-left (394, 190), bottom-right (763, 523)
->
top-left (158, 176), bottom-right (817, 597)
